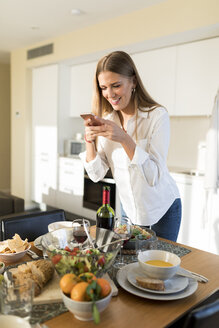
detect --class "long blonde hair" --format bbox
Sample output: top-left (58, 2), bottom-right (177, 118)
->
top-left (92, 51), bottom-right (161, 118)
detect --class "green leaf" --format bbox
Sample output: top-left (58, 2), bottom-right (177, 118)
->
top-left (86, 280), bottom-right (101, 302)
top-left (92, 303), bottom-right (100, 324)
top-left (0, 274), bottom-right (4, 284)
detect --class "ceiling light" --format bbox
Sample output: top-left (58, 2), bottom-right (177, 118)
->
top-left (31, 26), bottom-right (40, 30)
top-left (71, 8), bottom-right (83, 15)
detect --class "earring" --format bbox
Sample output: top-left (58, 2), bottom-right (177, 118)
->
top-left (132, 88), bottom-right (135, 94)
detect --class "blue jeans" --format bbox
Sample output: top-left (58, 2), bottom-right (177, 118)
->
top-left (121, 198), bottom-right (182, 242)
top-left (151, 198), bottom-right (182, 242)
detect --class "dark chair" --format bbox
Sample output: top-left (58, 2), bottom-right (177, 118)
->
top-left (183, 298), bottom-right (219, 328)
top-left (1, 209), bottom-right (66, 241)
top-left (0, 192), bottom-right (24, 216)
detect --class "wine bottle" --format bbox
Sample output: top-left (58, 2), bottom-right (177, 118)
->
top-left (96, 186), bottom-right (115, 230)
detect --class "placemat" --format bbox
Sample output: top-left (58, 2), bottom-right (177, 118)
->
top-left (122, 239), bottom-right (191, 258)
top-left (30, 302), bottom-right (68, 325)
top-left (30, 240), bottom-right (191, 325)
top-left (110, 240), bottom-right (191, 284)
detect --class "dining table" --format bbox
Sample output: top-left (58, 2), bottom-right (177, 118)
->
top-left (4, 232), bottom-right (219, 328)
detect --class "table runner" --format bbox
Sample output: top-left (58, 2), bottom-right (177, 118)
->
top-left (30, 240), bottom-right (191, 325)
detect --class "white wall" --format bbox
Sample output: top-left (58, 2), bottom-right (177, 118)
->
top-left (0, 63), bottom-right (10, 191)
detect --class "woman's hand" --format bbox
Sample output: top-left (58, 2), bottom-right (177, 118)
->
top-left (85, 116), bottom-right (136, 160)
top-left (85, 116), bottom-right (126, 143)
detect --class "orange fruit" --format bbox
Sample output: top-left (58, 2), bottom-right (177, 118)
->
top-left (59, 273), bottom-right (78, 294)
top-left (96, 278), bottom-right (111, 298)
top-left (79, 272), bottom-right (97, 283)
top-left (70, 282), bottom-right (89, 301)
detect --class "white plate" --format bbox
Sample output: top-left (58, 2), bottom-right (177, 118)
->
top-left (117, 263), bottom-right (198, 301)
top-left (33, 235), bottom-right (45, 250)
top-left (48, 221), bottom-right (73, 232)
top-left (127, 263), bottom-right (189, 294)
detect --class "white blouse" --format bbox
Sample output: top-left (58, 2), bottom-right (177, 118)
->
top-left (80, 107), bottom-right (180, 226)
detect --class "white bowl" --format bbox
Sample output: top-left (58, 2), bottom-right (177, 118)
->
top-left (0, 243), bottom-right (31, 264)
top-left (61, 290), bottom-right (112, 321)
top-left (48, 221), bottom-right (73, 232)
top-left (0, 315), bottom-right (31, 328)
top-left (138, 250), bottom-right (181, 280)
top-left (0, 261), bottom-right (5, 274)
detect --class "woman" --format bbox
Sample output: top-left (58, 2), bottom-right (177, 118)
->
top-left (80, 51), bottom-right (181, 242)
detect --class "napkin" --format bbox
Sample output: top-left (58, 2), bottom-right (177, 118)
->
top-left (102, 273), bottom-right (118, 296)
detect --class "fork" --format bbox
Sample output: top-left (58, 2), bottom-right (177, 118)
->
top-left (27, 249), bottom-right (40, 260)
top-left (177, 267), bottom-right (208, 283)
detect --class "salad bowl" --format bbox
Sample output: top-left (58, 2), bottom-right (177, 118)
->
top-left (41, 227), bottom-right (122, 277)
top-left (123, 226), bottom-right (157, 250)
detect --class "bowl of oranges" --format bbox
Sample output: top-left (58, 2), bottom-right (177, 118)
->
top-left (59, 272), bottom-right (112, 323)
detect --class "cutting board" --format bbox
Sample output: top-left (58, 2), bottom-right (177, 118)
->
top-left (34, 270), bottom-right (62, 304)
top-left (34, 272), bottom-right (118, 304)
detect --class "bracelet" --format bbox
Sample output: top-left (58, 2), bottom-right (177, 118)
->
top-left (84, 134), bottom-right (92, 143)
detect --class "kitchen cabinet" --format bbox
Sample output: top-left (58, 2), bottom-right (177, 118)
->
top-left (58, 157), bottom-right (84, 195)
top-left (56, 157), bottom-right (84, 214)
top-left (69, 61), bottom-right (97, 117)
top-left (170, 172), bottom-right (219, 254)
top-left (132, 47), bottom-right (177, 115)
top-left (32, 64), bottom-right (58, 206)
top-left (207, 192), bottom-right (219, 255)
top-left (175, 37), bottom-right (219, 116)
top-left (132, 37), bottom-right (219, 116)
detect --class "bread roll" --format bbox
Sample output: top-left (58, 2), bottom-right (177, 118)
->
top-left (31, 260), bottom-right (54, 284)
top-left (11, 259), bottom-right (54, 297)
top-left (136, 276), bottom-right (165, 291)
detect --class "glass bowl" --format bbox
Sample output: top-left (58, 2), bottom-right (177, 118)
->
top-left (41, 227), bottom-right (122, 277)
top-left (123, 227), bottom-right (157, 251)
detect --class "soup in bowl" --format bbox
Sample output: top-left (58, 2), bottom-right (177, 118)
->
top-left (138, 250), bottom-right (181, 280)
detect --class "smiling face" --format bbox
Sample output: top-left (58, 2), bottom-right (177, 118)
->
top-left (98, 71), bottom-right (136, 114)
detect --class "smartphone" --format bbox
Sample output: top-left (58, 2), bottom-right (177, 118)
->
top-left (80, 113), bottom-right (102, 126)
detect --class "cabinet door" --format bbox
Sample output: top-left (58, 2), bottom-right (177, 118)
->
top-left (57, 157), bottom-right (84, 213)
top-left (32, 64), bottom-right (58, 204)
top-left (70, 61), bottom-right (97, 117)
top-left (132, 47), bottom-right (177, 115)
top-left (175, 37), bottom-right (219, 116)
top-left (59, 157), bottom-right (84, 195)
top-left (171, 173), bottom-right (208, 251)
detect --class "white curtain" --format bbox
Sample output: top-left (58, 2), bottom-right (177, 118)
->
top-left (204, 90), bottom-right (219, 192)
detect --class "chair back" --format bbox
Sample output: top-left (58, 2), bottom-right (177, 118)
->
top-left (183, 298), bottom-right (219, 328)
top-left (1, 209), bottom-right (66, 241)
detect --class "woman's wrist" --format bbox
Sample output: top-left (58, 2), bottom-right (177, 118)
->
top-left (84, 134), bottom-right (92, 143)
top-left (121, 133), bottom-right (136, 160)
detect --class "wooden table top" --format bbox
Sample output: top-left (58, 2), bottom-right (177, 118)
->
top-left (5, 236), bottom-right (219, 328)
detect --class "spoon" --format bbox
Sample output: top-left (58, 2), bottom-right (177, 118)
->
top-left (96, 238), bottom-right (126, 250)
top-left (176, 267), bottom-right (208, 283)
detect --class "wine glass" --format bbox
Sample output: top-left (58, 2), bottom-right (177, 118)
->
top-left (72, 219), bottom-right (90, 248)
top-left (114, 217), bottom-right (132, 268)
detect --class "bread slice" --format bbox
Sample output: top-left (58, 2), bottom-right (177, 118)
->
top-left (136, 276), bottom-right (165, 291)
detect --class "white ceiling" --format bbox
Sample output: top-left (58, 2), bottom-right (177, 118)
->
top-left (0, 0), bottom-right (164, 63)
